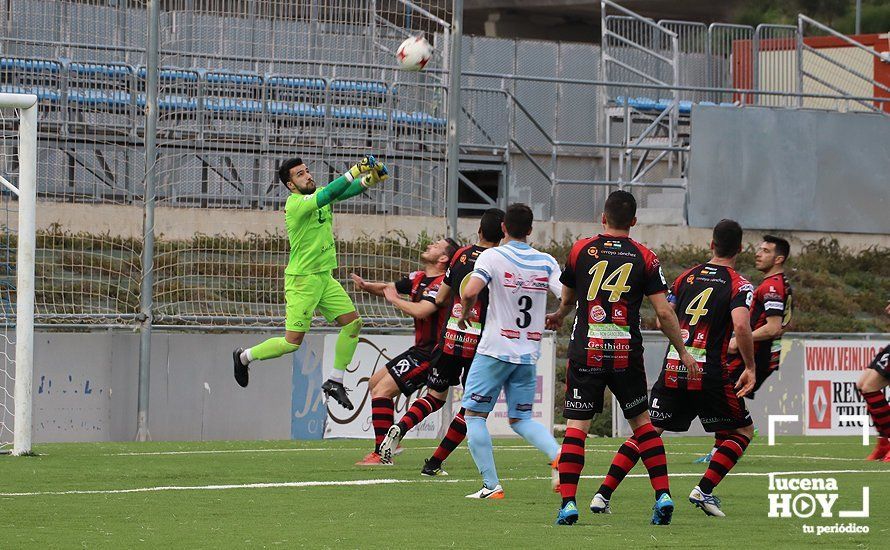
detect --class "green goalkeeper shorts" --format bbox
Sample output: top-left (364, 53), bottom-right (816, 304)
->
top-left (284, 272), bottom-right (356, 332)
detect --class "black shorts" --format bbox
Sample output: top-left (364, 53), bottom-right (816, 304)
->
top-left (563, 358), bottom-right (649, 421)
top-left (868, 345), bottom-right (890, 379)
top-left (386, 347), bottom-right (431, 396)
top-left (649, 377), bottom-right (753, 433)
top-left (426, 348), bottom-right (473, 392)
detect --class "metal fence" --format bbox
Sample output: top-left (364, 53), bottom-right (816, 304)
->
top-left (1, 0), bottom-right (454, 333)
top-left (1, 0), bottom-right (888, 333)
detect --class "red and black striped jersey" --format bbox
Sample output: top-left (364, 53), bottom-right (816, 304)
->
top-left (661, 263), bottom-right (753, 390)
top-left (440, 244), bottom-right (491, 358)
top-left (560, 234), bottom-right (668, 368)
top-left (729, 272), bottom-right (793, 372)
top-left (395, 271), bottom-right (447, 354)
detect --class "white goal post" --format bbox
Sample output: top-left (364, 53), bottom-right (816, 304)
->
top-left (0, 92), bottom-right (37, 456)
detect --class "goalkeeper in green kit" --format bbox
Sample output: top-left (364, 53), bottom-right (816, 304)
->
top-left (233, 156), bottom-right (388, 410)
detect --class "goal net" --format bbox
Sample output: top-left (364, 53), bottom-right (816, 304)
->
top-left (150, 0), bottom-right (454, 328)
top-left (0, 92), bottom-right (37, 456)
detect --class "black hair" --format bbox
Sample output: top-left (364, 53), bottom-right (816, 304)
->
top-left (503, 203), bottom-right (534, 239)
top-left (713, 219), bottom-right (743, 258)
top-left (444, 238), bottom-right (460, 262)
top-left (603, 190), bottom-right (637, 229)
top-left (479, 208), bottom-right (506, 243)
top-left (277, 157), bottom-right (304, 185)
top-left (762, 234), bottom-right (791, 262)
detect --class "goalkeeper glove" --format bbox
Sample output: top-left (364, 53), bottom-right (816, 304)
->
top-left (361, 162), bottom-right (389, 189)
top-left (345, 155), bottom-right (378, 182)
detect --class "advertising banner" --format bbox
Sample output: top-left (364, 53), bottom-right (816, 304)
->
top-left (321, 334), bottom-right (555, 439)
top-left (803, 340), bottom-right (890, 435)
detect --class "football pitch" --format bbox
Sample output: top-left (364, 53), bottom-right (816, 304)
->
top-left (1, 436), bottom-right (886, 548)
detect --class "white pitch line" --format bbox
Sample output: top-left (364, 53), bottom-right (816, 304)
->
top-left (1, 469), bottom-right (885, 498)
top-left (107, 441), bottom-right (844, 457)
top-left (108, 445), bottom-right (538, 456)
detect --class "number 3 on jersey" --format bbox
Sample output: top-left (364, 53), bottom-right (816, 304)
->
top-left (516, 295), bottom-right (532, 328)
top-left (685, 287), bottom-right (713, 326)
top-left (586, 261), bottom-right (633, 302)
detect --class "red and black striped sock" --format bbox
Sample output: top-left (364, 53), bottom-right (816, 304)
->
top-left (862, 390), bottom-right (890, 437)
top-left (430, 408), bottom-right (467, 466)
top-left (398, 394), bottom-right (445, 433)
top-left (598, 437), bottom-right (640, 500)
top-left (634, 423), bottom-right (670, 498)
top-left (698, 432), bottom-right (751, 493)
top-left (710, 432), bottom-right (728, 455)
top-left (558, 427), bottom-right (587, 506)
top-left (371, 397), bottom-right (394, 453)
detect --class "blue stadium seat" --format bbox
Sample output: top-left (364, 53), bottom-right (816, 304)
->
top-left (0, 57), bottom-right (61, 73)
top-left (0, 84), bottom-right (61, 102)
top-left (613, 96), bottom-right (696, 115)
top-left (136, 66), bottom-right (201, 83)
top-left (392, 110), bottom-right (446, 127)
top-left (0, 57), bottom-right (63, 103)
top-left (68, 89), bottom-right (132, 107)
top-left (204, 98), bottom-right (264, 113)
top-left (266, 101), bottom-right (322, 117)
top-left (265, 75), bottom-right (328, 145)
top-left (69, 62), bottom-right (132, 78)
top-left (134, 93), bottom-right (199, 110)
top-left (331, 106), bottom-right (387, 121)
top-left (330, 80), bottom-right (387, 95)
top-left (266, 76), bottom-right (326, 91)
top-left (205, 71), bottom-right (262, 86)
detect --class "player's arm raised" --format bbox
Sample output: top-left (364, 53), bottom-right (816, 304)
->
top-left (334, 160), bottom-right (389, 202)
top-left (650, 292), bottom-right (700, 378)
top-left (732, 305), bottom-right (757, 397)
top-left (383, 285), bottom-right (439, 320)
top-left (350, 273), bottom-right (394, 297)
top-left (316, 156), bottom-right (385, 207)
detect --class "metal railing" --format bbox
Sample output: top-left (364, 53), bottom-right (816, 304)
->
top-left (798, 14), bottom-right (890, 114)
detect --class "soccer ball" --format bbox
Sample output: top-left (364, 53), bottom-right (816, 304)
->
top-left (396, 35), bottom-right (432, 71)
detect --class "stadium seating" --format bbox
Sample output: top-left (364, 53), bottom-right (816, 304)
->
top-left (67, 62), bottom-right (135, 135)
top-left (612, 95), bottom-right (739, 115)
top-left (1, 56), bottom-right (447, 143)
top-left (0, 57), bottom-right (64, 128)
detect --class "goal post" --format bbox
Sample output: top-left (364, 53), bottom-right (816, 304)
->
top-left (0, 92), bottom-right (37, 456)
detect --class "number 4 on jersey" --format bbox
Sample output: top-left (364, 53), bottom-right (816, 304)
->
top-left (685, 287), bottom-right (713, 326)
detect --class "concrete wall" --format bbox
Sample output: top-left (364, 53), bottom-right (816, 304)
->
top-left (689, 105), bottom-right (890, 234)
top-left (31, 201), bottom-right (890, 252)
top-left (32, 330), bottom-right (296, 443)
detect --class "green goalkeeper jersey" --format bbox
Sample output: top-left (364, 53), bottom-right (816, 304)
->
top-left (284, 190), bottom-right (337, 275)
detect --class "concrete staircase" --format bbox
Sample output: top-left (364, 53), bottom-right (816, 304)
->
top-left (635, 178), bottom-right (686, 225)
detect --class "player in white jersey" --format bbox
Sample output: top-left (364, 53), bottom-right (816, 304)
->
top-left (457, 203), bottom-right (563, 500)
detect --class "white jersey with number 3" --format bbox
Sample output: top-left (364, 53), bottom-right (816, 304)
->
top-left (470, 240), bottom-right (562, 364)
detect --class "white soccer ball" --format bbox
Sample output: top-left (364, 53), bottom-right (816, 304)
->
top-left (396, 35), bottom-right (432, 71)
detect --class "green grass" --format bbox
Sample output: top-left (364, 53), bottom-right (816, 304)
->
top-left (1, 437), bottom-right (886, 548)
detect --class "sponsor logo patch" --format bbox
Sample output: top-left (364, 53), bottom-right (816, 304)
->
top-left (590, 305), bottom-right (607, 323)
